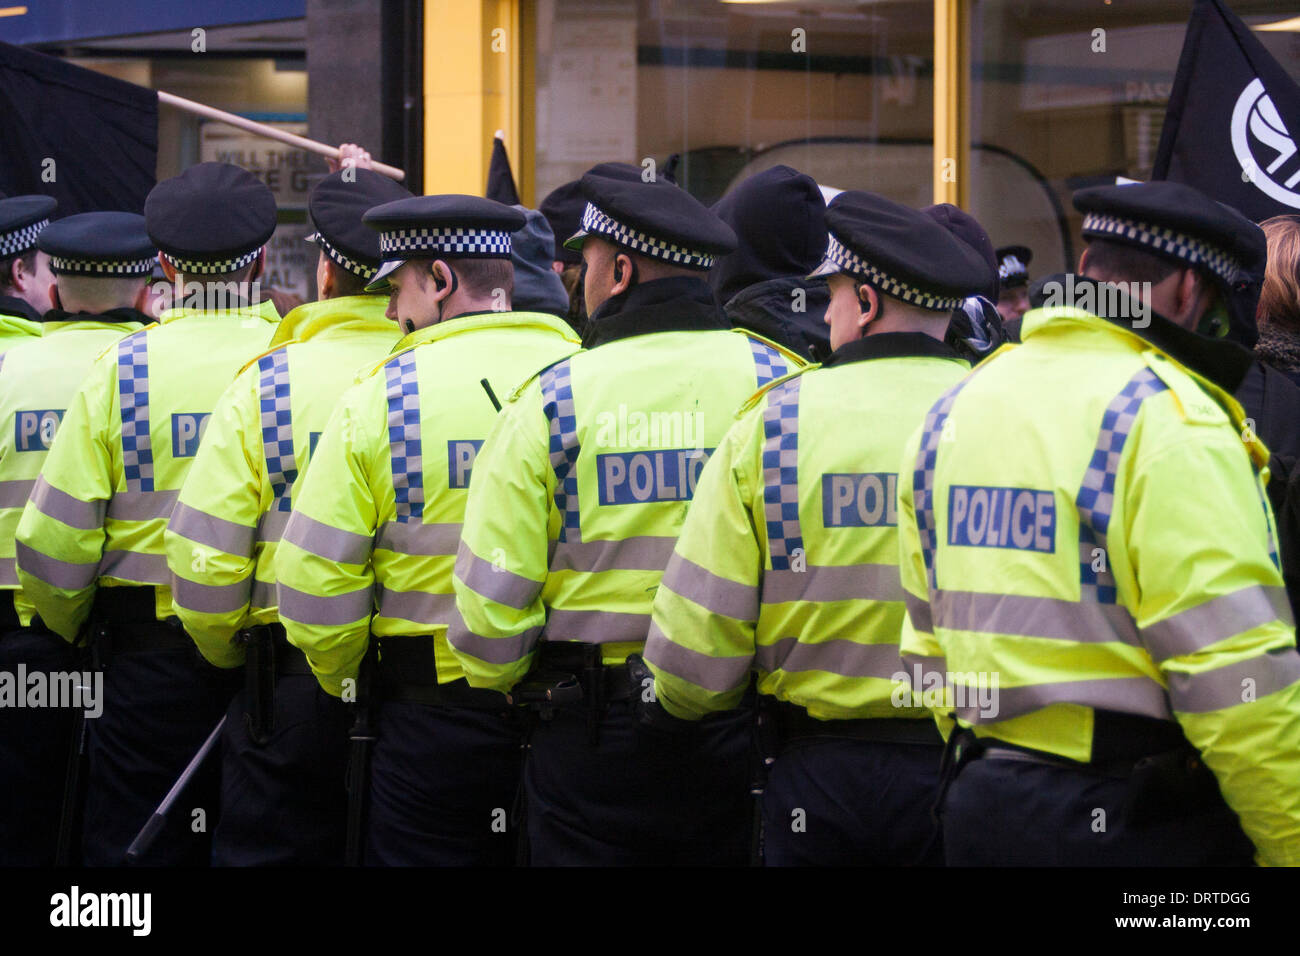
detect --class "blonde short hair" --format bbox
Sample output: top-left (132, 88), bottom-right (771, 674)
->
top-left (1259, 215), bottom-right (1300, 331)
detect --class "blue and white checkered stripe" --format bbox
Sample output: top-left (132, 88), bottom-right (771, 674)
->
top-left (384, 352), bottom-right (424, 523)
top-left (1256, 476), bottom-right (1281, 571)
top-left (379, 227), bottom-right (512, 258)
top-left (822, 234), bottom-right (964, 312)
top-left (1081, 213), bottom-right (1241, 285)
top-left (0, 218), bottom-right (49, 257)
top-left (311, 232), bottom-right (377, 280)
top-left (258, 350), bottom-right (297, 513)
top-left (749, 339), bottom-right (789, 388)
top-left (579, 202), bottom-right (714, 269)
top-left (913, 378), bottom-right (973, 591)
top-left (50, 255), bottom-right (156, 276)
top-left (1075, 367), bottom-right (1167, 602)
top-left (762, 377), bottom-right (803, 571)
top-left (162, 248), bottom-right (262, 276)
top-left (117, 333), bottom-right (154, 493)
top-left (541, 360), bottom-right (581, 543)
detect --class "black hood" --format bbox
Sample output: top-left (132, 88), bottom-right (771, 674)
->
top-left (724, 276), bottom-right (829, 362)
top-left (708, 165), bottom-right (827, 305)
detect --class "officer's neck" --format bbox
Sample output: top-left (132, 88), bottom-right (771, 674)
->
top-left (864, 311), bottom-right (948, 341)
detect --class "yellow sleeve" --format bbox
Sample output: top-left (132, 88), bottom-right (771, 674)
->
top-left (645, 413), bottom-right (762, 719)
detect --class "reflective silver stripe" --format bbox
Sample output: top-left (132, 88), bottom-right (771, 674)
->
top-left (0, 478), bottom-right (34, 509)
top-left (755, 637), bottom-right (904, 679)
top-left (1167, 648), bottom-right (1300, 714)
top-left (931, 589), bottom-right (1139, 645)
top-left (376, 587), bottom-right (458, 625)
top-left (446, 619), bottom-right (543, 665)
top-left (0, 557), bottom-right (16, 587)
top-left (761, 564), bottom-right (904, 605)
top-left (899, 652), bottom-right (946, 679)
top-left (1142, 586), bottom-right (1294, 663)
top-left (98, 549), bottom-right (168, 584)
top-left (171, 574), bottom-right (250, 614)
top-left (645, 619), bottom-right (752, 692)
top-left (374, 520), bottom-right (461, 557)
top-left (282, 511), bottom-right (372, 564)
top-left (250, 577), bottom-right (276, 609)
top-left (169, 501), bottom-right (255, 556)
top-left (550, 535), bottom-right (675, 573)
top-left (258, 508), bottom-right (291, 544)
top-left (277, 582), bottom-right (373, 626)
top-left (29, 476), bottom-right (105, 531)
top-left (905, 593), bottom-right (934, 634)
top-left (955, 675), bottom-right (1172, 724)
top-left (14, 541), bottom-right (99, 591)
top-left (543, 608), bottom-right (651, 644)
top-left (107, 488), bottom-right (179, 522)
top-left (660, 553), bottom-right (758, 621)
top-left (454, 540), bottom-right (542, 610)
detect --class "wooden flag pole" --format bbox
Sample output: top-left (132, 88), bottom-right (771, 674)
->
top-left (157, 90), bottom-right (407, 182)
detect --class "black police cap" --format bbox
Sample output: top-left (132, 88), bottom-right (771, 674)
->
top-left (145, 162), bottom-right (277, 275)
top-left (0, 195), bottom-right (58, 259)
top-left (540, 179), bottom-right (586, 266)
top-left (38, 211), bottom-right (155, 277)
top-left (307, 169), bottom-right (413, 281)
top-left (564, 171), bottom-right (736, 270)
top-left (811, 191), bottom-right (995, 311)
top-left (925, 203), bottom-right (1000, 300)
top-left (995, 245), bottom-right (1033, 289)
top-left (362, 194), bottom-right (526, 291)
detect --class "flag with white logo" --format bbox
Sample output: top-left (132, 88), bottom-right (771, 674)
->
top-left (1152, 0), bottom-right (1300, 222)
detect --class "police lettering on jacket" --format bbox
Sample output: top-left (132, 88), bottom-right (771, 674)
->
top-left (947, 484), bottom-right (1056, 552)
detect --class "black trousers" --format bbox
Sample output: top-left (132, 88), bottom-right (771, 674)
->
top-left (213, 674), bottom-right (350, 866)
top-left (364, 699), bottom-right (522, 866)
top-left (761, 737), bottom-right (944, 866)
top-left (0, 626), bottom-right (77, 866)
top-left (942, 755), bottom-right (1256, 866)
top-left (81, 643), bottom-right (238, 867)
top-left (524, 699), bottom-right (752, 866)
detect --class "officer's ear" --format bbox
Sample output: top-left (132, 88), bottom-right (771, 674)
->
top-left (159, 254), bottom-right (177, 283)
top-left (48, 283), bottom-right (61, 312)
top-left (247, 247), bottom-right (267, 283)
top-left (612, 252), bottom-right (634, 296)
top-left (857, 282), bottom-right (881, 329)
top-left (430, 260), bottom-right (455, 301)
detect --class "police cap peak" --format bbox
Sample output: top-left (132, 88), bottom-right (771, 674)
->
top-left (38, 211), bottom-right (156, 277)
top-left (307, 168), bottom-right (413, 281)
top-left (145, 162), bottom-right (277, 273)
top-left (1072, 180), bottom-right (1261, 287)
top-left (563, 172), bottom-right (737, 269)
top-left (0, 194), bottom-right (57, 259)
top-left (811, 191), bottom-right (995, 311)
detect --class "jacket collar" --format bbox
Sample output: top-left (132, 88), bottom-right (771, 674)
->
top-left (0, 294), bottom-right (43, 324)
top-left (40, 308), bottom-right (151, 335)
top-left (268, 294), bottom-right (396, 348)
top-left (583, 276), bottom-right (729, 349)
top-left (822, 330), bottom-right (966, 367)
top-left (391, 309), bottom-right (580, 353)
top-left (157, 297), bottom-right (281, 326)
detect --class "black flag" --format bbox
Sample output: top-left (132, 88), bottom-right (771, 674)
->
top-left (486, 135), bottom-right (520, 206)
top-left (1152, 0), bottom-right (1300, 222)
top-left (0, 41), bottom-right (157, 215)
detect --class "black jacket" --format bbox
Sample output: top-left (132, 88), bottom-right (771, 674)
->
top-left (723, 276), bottom-right (829, 362)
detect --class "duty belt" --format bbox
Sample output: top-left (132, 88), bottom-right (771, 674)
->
top-left (373, 635), bottom-right (509, 711)
top-left (88, 587), bottom-right (192, 657)
top-left (512, 640), bottom-right (638, 745)
top-left (238, 622), bottom-right (315, 745)
top-left (768, 699), bottom-right (944, 748)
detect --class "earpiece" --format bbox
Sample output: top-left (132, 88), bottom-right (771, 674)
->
top-left (404, 319), bottom-right (415, 334)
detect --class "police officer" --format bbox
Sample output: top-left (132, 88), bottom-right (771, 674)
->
top-left (163, 168), bottom-right (409, 865)
top-left (645, 191), bottom-right (992, 865)
top-left (276, 195), bottom-right (580, 865)
top-left (15, 162), bottom-right (282, 866)
top-left (0, 212), bottom-right (152, 865)
top-left (451, 170), bottom-right (795, 865)
top-left (994, 244), bottom-right (1033, 337)
top-left (898, 181), bottom-right (1300, 866)
top-left (0, 195), bottom-right (57, 353)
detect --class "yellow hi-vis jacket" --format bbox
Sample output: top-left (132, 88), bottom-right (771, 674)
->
top-left (646, 332), bottom-right (969, 720)
top-left (451, 293), bottom-right (806, 694)
top-left (163, 295), bottom-right (400, 667)
top-left (0, 303), bottom-right (43, 356)
top-left (275, 310), bottom-right (581, 697)
top-left (897, 304), bottom-right (1300, 866)
top-left (0, 314), bottom-right (145, 624)
top-left (14, 300), bottom-right (281, 640)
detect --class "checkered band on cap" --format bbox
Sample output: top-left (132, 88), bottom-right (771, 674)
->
top-left (998, 256), bottom-right (1027, 282)
top-left (0, 219), bottom-right (49, 258)
top-left (312, 232), bottom-right (377, 280)
top-left (161, 247), bottom-right (262, 275)
top-left (540, 359), bottom-right (582, 543)
top-left (822, 234), bottom-right (964, 312)
top-left (762, 376), bottom-right (804, 571)
top-left (117, 332), bottom-right (155, 493)
top-left (579, 203), bottom-right (715, 270)
top-left (384, 351), bottom-right (424, 523)
top-left (378, 226), bottom-right (512, 259)
top-left (749, 338), bottom-right (790, 389)
top-left (50, 255), bottom-right (156, 277)
top-left (1081, 212), bottom-right (1241, 285)
top-left (258, 350), bottom-right (298, 514)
